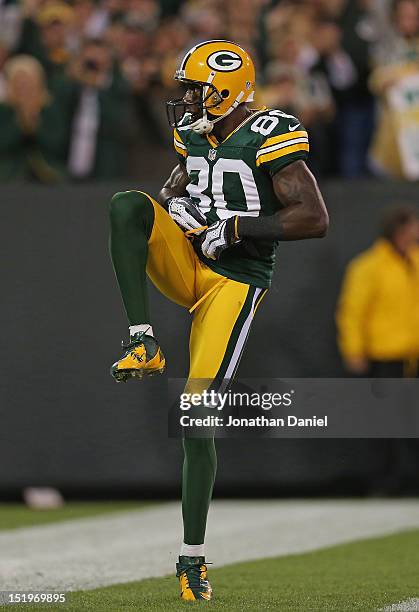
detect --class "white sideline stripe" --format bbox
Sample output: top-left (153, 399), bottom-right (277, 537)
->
top-left (381, 599), bottom-right (419, 611)
top-left (1, 500), bottom-right (419, 592)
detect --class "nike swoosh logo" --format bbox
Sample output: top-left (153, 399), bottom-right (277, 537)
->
top-left (289, 123), bottom-right (301, 131)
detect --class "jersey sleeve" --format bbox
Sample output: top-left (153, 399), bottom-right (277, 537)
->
top-left (255, 121), bottom-right (309, 176)
top-left (173, 128), bottom-right (187, 164)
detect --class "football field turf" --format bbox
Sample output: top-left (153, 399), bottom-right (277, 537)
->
top-left (8, 529), bottom-right (419, 611)
top-left (2, 501), bottom-right (418, 611)
top-left (0, 502), bottom-right (148, 531)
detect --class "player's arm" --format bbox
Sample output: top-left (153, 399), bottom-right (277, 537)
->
top-left (200, 160), bottom-right (328, 260)
top-left (238, 160), bottom-right (329, 241)
top-left (157, 163), bottom-right (190, 207)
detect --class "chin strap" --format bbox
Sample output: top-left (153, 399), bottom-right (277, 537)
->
top-left (190, 72), bottom-right (217, 134)
top-left (191, 109), bottom-right (214, 134)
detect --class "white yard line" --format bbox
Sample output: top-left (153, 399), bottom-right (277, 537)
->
top-left (381, 599), bottom-right (419, 611)
top-left (0, 500), bottom-right (419, 591)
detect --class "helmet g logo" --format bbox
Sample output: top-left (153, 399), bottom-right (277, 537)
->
top-left (207, 50), bottom-right (243, 72)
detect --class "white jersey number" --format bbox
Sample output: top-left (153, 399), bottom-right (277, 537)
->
top-left (185, 156), bottom-right (260, 219)
top-left (250, 109), bottom-right (297, 136)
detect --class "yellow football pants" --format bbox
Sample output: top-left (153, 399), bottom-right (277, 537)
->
top-left (144, 193), bottom-right (266, 386)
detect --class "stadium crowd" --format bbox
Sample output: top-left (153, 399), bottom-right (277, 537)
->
top-left (1, 0), bottom-right (419, 182)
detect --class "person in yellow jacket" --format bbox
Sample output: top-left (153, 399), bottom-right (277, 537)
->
top-left (336, 206), bottom-right (419, 377)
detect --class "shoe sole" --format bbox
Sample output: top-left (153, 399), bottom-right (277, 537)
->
top-left (112, 366), bottom-right (165, 383)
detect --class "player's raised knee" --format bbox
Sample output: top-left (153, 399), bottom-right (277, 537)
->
top-left (109, 191), bottom-right (153, 225)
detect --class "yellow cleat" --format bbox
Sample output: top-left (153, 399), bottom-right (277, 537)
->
top-left (110, 332), bottom-right (165, 382)
top-left (176, 556), bottom-right (213, 601)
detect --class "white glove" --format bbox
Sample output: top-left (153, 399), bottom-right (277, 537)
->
top-left (166, 197), bottom-right (207, 235)
top-left (200, 217), bottom-right (239, 260)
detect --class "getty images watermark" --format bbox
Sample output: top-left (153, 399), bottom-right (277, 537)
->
top-left (168, 378), bottom-right (419, 438)
top-left (178, 388), bottom-right (327, 429)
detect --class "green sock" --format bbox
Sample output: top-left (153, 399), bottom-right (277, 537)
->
top-left (182, 437), bottom-right (217, 544)
top-left (109, 191), bottom-right (154, 325)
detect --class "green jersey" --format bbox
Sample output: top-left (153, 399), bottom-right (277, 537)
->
top-left (173, 108), bottom-right (309, 288)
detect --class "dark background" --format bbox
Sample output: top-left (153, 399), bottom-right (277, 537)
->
top-left (1, 180), bottom-right (418, 498)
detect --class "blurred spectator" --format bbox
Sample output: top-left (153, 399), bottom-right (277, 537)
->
top-left (0, 0), bottom-right (22, 100)
top-left (259, 0), bottom-right (376, 177)
top-left (67, 38), bottom-right (134, 179)
top-left (0, 42), bottom-right (9, 101)
top-left (262, 64), bottom-right (334, 124)
top-left (181, 0), bottom-right (225, 46)
top-left (126, 0), bottom-right (160, 30)
top-left (116, 20), bottom-right (164, 143)
top-left (1, 0), bottom-right (419, 181)
top-left (154, 16), bottom-right (191, 89)
top-left (369, 0), bottom-right (419, 179)
top-left (336, 205), bottom-right (419, 377)
top-left (260, 25), bottom-right (335, 175)
top-left (69, 0), bottom-right (110, 50)
top-left (310, 3), bottom-right (376, 177)
top-left (0, 0), bottom-right (22, 52)
top-left (224, 0), bottom-right (265, 50)
top-left (16, 1), bottom-right (74, 80)
top-left (0, 55), bottom-right (71, 181)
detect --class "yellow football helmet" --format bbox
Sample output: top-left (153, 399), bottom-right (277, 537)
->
top-left (167, 40), bottom-right (255, 134)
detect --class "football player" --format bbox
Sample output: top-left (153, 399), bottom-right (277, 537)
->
top-left (109, 40), bottom-right (328, 601)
